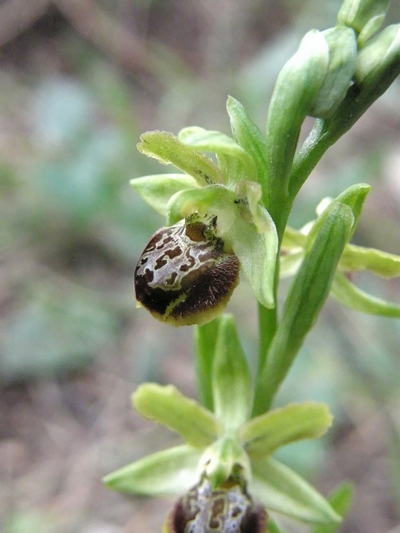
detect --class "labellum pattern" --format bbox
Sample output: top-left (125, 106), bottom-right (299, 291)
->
top-left (134, 215), bottom-right (240, 326)
top-left (164, 476), bottom-right (267, 533)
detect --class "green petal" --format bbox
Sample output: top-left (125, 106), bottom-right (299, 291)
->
top-left (103, 445), bottom-right (201, 495)
top-left (138, 131), bottom-right (226, 186)
top-left (230, 206), bottom-right (278, 309)
top-left (212, 314), bottom-right (252, 430)
top-left (239, 402), bottom-right (333, 459)
top-left (331, 271), bottom-right (400, 317)
top-left (166, 185), bottom-right (235, 228)
top-left (226, 96), bottom-right (269, 201)
top-left (254, 202), bottom-right (353, 413)
top-left (340, 243), bottom-right (400, 277)
top-left (130, 174), bottom-right (199, 216)
top-left (250, 457), bottom-right (341, 525)
top-left (178, 126), bottom-right (257, 183)
top-left (133, 383), bottom-right (219, 448)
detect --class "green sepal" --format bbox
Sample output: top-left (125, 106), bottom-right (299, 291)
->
top-left (239, 402), bottom-right (333, 459)
top-left (103, 445), bottom-right (201, 495)
top-left (337, 0), bottom-right (392, 45)
top-left (212, 314), bottom-right (252, 430)
top-left (254, 202), bottom-right (354, 413)
top-left (132, 383), bottom-right (220, 448)
top-left (265, 30), bottom-right (328, 194)
top-left (226, 96), bottom-right (269, 202)
top-left (340, 243), bottom-right (400, 277)
top-left (230, 204), bottom-right (278, 309)
top-left (354, 24), bottom-right (400, 87)
top-left (194, 319), bottom-right (221, 411)
top-left (178, 126), bottom-right (257, 184)
top-left (200, 435), bottom-right (251, 489)
top-left (309, 27), bottom-right (357, 119)
top-left (130, 174), bottom-right (199, 216)
top-left (282, 226), bottom-right (307, 248)
top-left (280, 249), bottom-right (304, 278)
top-left (331, 271), bottom-right (400, 317)
top-left (138, 131), bottom-right (226, 187)
top-left (250, 457), bottom-right (341, 524)
top-left (311, 482), bottom-right (354, 533)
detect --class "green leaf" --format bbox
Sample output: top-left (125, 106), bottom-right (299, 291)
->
top-left (178, 126), bottom-right (257, 183)
top-left (194, 319), bottom-right (221, 411)
top-left (130, 174), bottom-right (199, 216)
top-left (265, 30), bottom-right (328, 194)
top-left (253, 202), bottom-right (353, 413)
top-left (212, 314), bottom-right (252, 430)
top-left (310, 27), bottom-right (357, 119)
top-left (138, 131), bottom-right (226, 186)
top-left (340, 243), bottom-right (400, 278)
top-left (331, 271), bottom-right (400, 317)
top-left (250, 457), bottom-right (341, 524)
top-left (312, 482), bottom-right (353, 533)
top-left (226, 96), bottom-right (269, 202)
top-left (103, 445), bottom-right (201, 495)
top-left (337, 0), bottom-right (392, 45)
top-left (132, 383), bottom-right (219, 448)
top-left (230, 206), bottom-right (278, 309)
top-left (239, 403), bottom-right (333, 459)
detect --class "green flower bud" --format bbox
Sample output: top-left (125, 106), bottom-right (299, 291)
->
top-left (265, 30), bottom-right (328, 190)
top-left (309, 27), bottom-right (357, 119)
top-left (337, 0), bottom-right (392, 45)
top-left (134, 214), bottom-right (240, 326)
top-left (354, 24), bottom-right (400, 88)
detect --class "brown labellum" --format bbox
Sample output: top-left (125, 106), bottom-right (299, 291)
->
top-left (134, 215), bottom-right (240, 326)
top-left (163, 476), bottom-right (267, 533)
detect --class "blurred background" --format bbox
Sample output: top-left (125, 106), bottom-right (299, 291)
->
top-left (1, 1), bottom-right (400, 532)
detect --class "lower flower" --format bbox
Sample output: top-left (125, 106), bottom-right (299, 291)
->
top-left (163, 474), bottom-right (267, 533)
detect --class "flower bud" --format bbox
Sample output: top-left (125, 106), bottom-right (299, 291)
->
top-left (337, 0), bottom-right (392, 45)
top-left (134, 214), bottom-right (240, 326)
top-left (354, 24), bottom-right (400, 88)
top-left (309, 27), bottom-right (357, 119)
